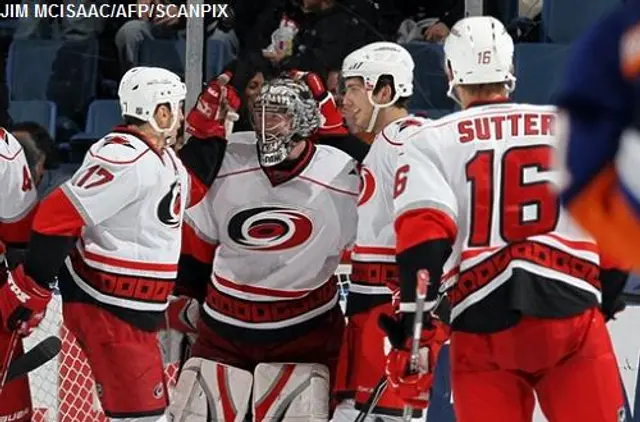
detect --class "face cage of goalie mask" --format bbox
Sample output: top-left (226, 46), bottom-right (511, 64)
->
top-left (253, 100), bottom-right (300, 167)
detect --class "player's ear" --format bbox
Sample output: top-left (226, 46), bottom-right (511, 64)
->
top-left (154, 103), bottom-right (172, 128)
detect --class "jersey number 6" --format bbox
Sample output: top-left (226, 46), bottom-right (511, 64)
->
top-left (465, 145), bottom-right (560, 247)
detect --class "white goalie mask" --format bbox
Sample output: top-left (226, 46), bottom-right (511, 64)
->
top-left (444, 17), bottom-right (516, 104)
top-left (252, 78), bottom-right (320, 167)
top-left (118, 66), bottom-right (186, 144)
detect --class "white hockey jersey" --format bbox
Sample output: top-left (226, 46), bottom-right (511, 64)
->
top-left (394, 103), bottom-right (601, 332)
top-left (54, 129), bottom-right (190, 324)
top-left (349, 116), bottom-right (430, 310)
top-left (184, 132), bottom-right (359, 340)
top-left (0, 128), bottom-right (37, 246)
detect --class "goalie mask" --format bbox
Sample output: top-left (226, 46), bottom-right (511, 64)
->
top-left (252, 78), bottom-right (320, 167)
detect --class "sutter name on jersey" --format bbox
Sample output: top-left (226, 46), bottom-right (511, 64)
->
top-left (457, 111), bottom-right (555, 142)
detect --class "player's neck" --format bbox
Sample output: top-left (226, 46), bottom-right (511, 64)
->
top-left (286, 140), bottom-right (307, 161)
top-left (131, 125), bottom-right (166, 151)
top-left (372, 107), bottom-right (409, 134)
top-left (459, 91), bottom-right (510, 110)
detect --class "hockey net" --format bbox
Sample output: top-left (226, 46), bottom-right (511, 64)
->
top-left (23, 265), bottom-right (352, 421)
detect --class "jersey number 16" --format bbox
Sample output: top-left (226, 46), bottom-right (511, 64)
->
top-left (465, 145), bottom-right (560, 247)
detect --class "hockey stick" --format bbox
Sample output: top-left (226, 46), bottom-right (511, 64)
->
top-left (353, 376), bottom-right (388, 422)
top-left (0, 335), bottom-right (62, 396)
top-left (0, 330), bottom-right (20, 396)
top-left (6, 336), bottom-right (61, 383)
top-left (401, 270), bottom-right (430, 422)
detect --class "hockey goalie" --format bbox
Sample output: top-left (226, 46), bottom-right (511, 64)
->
top-left (167, 76), bottom-right (361, 421)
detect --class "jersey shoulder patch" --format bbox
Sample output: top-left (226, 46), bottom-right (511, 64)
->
top-left (0, 128), bottom-right (26, 162)
top-left (217, 131), bottom-right (261, 177)
top-left (303, 145), bottom-right (359, 196)
top-left (377, 116), bottom-right (432, 148)
top-left (88, 132), bottom-right (152, 165)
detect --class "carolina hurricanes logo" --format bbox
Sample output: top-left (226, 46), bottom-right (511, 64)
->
top-left (227, 206), bottom-right (314, 251)
top-left (358, 167), bottom-right (376, 206)
top-left (157, 181), bottom-right (183, 227)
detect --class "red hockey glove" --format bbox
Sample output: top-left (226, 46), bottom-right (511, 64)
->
top-left (287, 70), bottom-right (348, 137)
top-left (164, 295), bottom-right (199, 335)
top-left (0, 265), bottom-right (51, 334)
top-left (186, 79), bottom-right (241, 139)
top-left (379, 312), bottom-right (449, 409)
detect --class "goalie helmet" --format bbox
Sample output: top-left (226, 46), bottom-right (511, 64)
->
top-left (444, 17), bottom-right (516, 101)
top-left (118, 66), bottom-right (186, 139)
top-left (252, 78), bottom-right (320, 167)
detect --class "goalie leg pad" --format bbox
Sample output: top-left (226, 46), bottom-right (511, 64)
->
top-left (253, 362), bottom-right (330, 422)
top-left (167, 357), bottom-right (252, 422)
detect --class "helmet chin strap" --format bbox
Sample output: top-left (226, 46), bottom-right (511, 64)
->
top-left (446, 81), bottom-right (463, 107)
top-left (148, 104), bottom-right (182, 146)
top-left (365, 90), bottom-right (400, 133)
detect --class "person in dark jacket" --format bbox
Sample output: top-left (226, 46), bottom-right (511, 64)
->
top-left (261, 0), bottom-right (377, 80)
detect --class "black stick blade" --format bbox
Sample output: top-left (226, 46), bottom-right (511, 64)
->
top-left (6, 336), bottom-right (62, 382)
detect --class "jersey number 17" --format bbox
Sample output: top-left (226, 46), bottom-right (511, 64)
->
top-left (465, 145), bottom-right (560, 247)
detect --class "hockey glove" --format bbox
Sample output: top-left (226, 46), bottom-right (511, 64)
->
top-left (379, 312), bottom-right (449, 409)
top-left (0, 265), bottom-right (51, 334)
top-left (286, 70), bottom-right (348, 137)
top-left (164, 295), bottom-right (200, 336)
top-left (600, 267), bottom-right (629, 321)
top-left (186, 79), bottom-right (241, 139)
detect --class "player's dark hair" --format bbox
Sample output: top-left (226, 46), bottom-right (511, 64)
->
top-left (123, 102), bottom-right (172, 127)
top-left (460, 83), bottom-right (508, 97)
top-left (373, 75), bottom-right (411, 110)
top-left (10, 121), bottom-right (59, 169)
top-left (123, 115), bottom-right (146, 126)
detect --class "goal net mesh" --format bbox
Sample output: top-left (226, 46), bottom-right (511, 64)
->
top-left (23, 265), bottom-right (351, 421)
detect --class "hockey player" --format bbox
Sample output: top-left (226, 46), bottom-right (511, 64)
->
top-left (167, 77), bottom-right (360, 421)
top-left (387, 16), bottom-right (625, 422)
top-left (0, 67), bottom-right (240, 421)
top-left (332, 41), bottom-right (435, 421)
top-left (0, 128), bottom-right (38, 421)
top-left (553, 1), bottom-right (640, 270)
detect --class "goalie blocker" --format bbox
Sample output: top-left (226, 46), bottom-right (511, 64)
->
top-left (168, 358), bottom-right (330, 421)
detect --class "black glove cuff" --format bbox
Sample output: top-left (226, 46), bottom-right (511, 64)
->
top-left (397, 239), bottom-right (452, 306)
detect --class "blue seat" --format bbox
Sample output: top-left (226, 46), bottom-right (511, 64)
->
top-left (71, 100), bottom-right (122, 142)
top-left (8, 100), bottom-right (57, 139)
top-left (513, 43), bottom-right (571, 105)
top-left (543, 0), bottom-right (619, 43)
top-left (402, 42), bottom-right (455, 111)
top-left (7, 40), bottom-right (62, 101)
top-left (7, 39), bottom-right (98, 103)
top-left (139, 39), bottom-right (186, 77)
top-left (205, 39), bottom-right (234, 81)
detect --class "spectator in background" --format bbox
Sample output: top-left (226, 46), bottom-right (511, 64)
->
top-left (395, 0), bottom-right (464, 43)
top-left (11, 121), bottom-right (71, 197)
top-left (13, 0), bottom-right (107, 40)
top-left (115, 0), bottom-right (238, 73)
top-left (261, 0), bottom-right (376, 80)
top-left (219, 52), bottom-right (274, 132)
